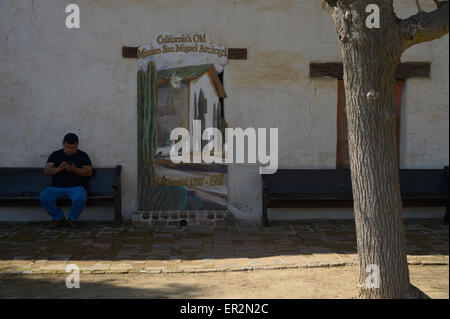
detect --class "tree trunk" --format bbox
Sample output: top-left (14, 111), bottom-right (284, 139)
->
top-left (329, 1), bottom-right (414, 298)
top-left (319, 0), bottom-right (448, 298)
top-left (342, 43), bottom-right (412, 299)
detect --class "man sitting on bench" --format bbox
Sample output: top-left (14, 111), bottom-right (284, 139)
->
top-left (39, 133), bottom-right (93, 229)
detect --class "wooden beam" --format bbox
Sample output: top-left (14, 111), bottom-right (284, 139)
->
top-left (122, 46), bottom-right (247, 60)
top-left (310, 62), bottom-right (430, 80)
top-left (122, 46), bottom-right (138, 58)
top-left (395, 62), bottom-right (430, 80)
top-left (310, 62), bottom-right (343, 79)
top-left (228, 48), bottom-right (247, 60)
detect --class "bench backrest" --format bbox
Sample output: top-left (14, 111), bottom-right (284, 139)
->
top-left (87, 167), bottom-right (121, 195)
top-left (0, 167), bottom-right (120, 197)
top-left (262, 168), bottom-right (448, 197)
top-left (399, 169), bottom-right (448, 197)
top-left (0, 168), bottom-right (50, 196)
top-left (262, 169), bottom-right (353, 196)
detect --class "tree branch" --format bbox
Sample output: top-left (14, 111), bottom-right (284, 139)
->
top-left (415, 0), bottom-right (423, 12)
top-left (318, 0), bottom-right (337, 16)
top-left (400, 0), bottom-right (449, 51)
top-left (433, 0), bottom-right (446, 8)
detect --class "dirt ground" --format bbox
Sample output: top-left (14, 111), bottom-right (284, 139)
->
top-left (0, 265), bottom-right (448, 299)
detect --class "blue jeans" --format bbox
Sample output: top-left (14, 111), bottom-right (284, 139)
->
top-left (39, 186), bottom-right (87, 222)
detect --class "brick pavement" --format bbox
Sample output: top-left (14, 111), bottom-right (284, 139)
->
top-left (0, 220), bottom-right (447, 274)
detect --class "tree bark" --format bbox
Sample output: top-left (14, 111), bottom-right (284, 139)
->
top-left (318, 0), bottom-right (448, 298)
top-left (339, 3), bottom-right (409, 299)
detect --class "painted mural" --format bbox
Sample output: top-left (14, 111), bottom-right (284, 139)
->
top-left (137, 32), bottom-right (228, 211)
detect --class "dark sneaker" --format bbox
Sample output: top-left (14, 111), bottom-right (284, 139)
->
top-left (48, 219), bottom-right (65, 229)
top-left (68, 220), bottom-right (81, 229)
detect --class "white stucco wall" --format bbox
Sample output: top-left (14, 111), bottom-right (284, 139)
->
top-left (1, 0), bottom-right (448, 222)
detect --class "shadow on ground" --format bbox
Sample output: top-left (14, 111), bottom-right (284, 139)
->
top-left (0, 264), bottom-right (448, 299)
top-left (0, 272), bottom-right (203, 298)
top-left (0, 219), bottom-right (448, 262)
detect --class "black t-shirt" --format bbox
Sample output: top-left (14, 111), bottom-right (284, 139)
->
top-left (46, 149), bottom-right (92, 188)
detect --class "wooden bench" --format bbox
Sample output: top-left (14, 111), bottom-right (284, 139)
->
top-left (261, 167), bottom-right (449, 226)
top-left (0, 166), bottom-right (123, 225)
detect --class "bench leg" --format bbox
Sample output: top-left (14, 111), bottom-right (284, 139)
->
top-left (262, 196), bottom-right (269, 227)
top-left (114, 193), bottom-right (123, 226)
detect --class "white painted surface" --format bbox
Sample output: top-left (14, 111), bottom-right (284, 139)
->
top-left (138, 32), bottom-right (228, 73)
top-left (189, 72), bottom-right (221, 133)
top-left (0, 0), bottom-right (448, 222)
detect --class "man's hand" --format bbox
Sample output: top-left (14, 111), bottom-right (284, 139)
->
top-left (65, 164), bottom-right (93, 176)
top-left (44, 162), bottom-right (65, 175)
top-left (64, 162), bottom-right (75, 172)
top-left (59, 162), bottom-right (67, 172)
top-left (44, 162), bottom-right (92, 176)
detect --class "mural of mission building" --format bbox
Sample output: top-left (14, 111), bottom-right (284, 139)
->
top-left (136, 32), bottom-right (230, 214)
top-left (150, 64), bottom-right (228, 211)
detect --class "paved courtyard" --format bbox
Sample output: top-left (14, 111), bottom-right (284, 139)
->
top-left (0, 220), bottom-right (448, 274)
